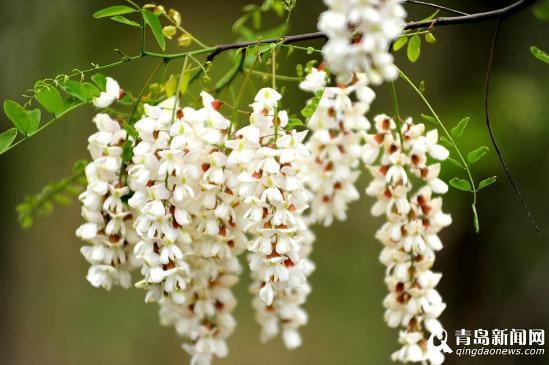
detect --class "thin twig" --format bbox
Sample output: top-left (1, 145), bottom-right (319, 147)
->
top-left (405, 0), bottom-right (469, 16)
top-left (483, 20), bottom-right (541, 234)
top-left (405, 0), bottom-right (538, 30)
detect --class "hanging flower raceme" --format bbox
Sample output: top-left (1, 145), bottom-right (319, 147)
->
top-left (364, 115), bottom-right (451, 365)
top-left (128, 96), bottom-right (195, 306)
top-left (226, 88), bottom-right (315, 349)
top-left (76, 109), bottom-right (139, 290)
top-left (318, 0), bottom-right (407, 83)
top-left (154, 92), bottom-right (247, 365)
top-left (301, 67), bottom-right (376, 226)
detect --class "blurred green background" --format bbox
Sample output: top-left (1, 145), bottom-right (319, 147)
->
top-left (0, 1), bottom-right (547, 364)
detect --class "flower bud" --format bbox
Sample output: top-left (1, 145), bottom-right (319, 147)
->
top-left (162, 25), bottom-right (177, 39)
top-left (168, 8), bottom-right (181, 26)
top-left (177, 33), bottom-right (192, 47)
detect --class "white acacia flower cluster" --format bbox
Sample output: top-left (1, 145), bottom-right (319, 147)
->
top-left (78, 79), bottom-right (317, 365)
top-left (301, 67), bottom-right (376, 226)
top-left (127, 93), bottom-right (247, 365)
top-left (76, 113), bottom-right (139, 290)
top-left (364, 115), bottom-right (451, 364)
top-left (318, 0), bottom-right (407, 83)
top-left (227, 88), bottom-right (315, 349)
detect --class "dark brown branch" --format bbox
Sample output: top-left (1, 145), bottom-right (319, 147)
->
top-left (483, 20), bottom-right (542, 234)
top-left (207, 32), bottom-right (328, 61)
top-left (405, 0), bottom-right (538, 30)
top-left (206, 0), bottom-right (538, 61)
top-left (405, 0), bottom-right (469, 16)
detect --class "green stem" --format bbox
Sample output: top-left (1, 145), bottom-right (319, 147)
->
top-left (399, 68), bottom-right (479, 232)
top-left (245, 68), bottom-right (302, 82)
top-left (390, 81), bottom-right (405, 143)
top-left (172, 56), bottom-right (189, 123)
top-left (230, 54), bottom-right (260, 137)
top-left (129, 60), bottom-right (166, 124)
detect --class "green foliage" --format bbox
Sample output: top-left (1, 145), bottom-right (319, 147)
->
top-left (0, 128), bottom-right (17, 154)
top-left (61, 80), bottom-right (100, 102)
top-left (16, 160), bottom-right (87, 229)
top-left (35, 86), bottom-right (64, 115)
top-left (533, 0), bottom-right (549, 21)
top-left (420, 113), bottom-right (437, 124)
top-left (447, 157), bottom-right (465, 170)
top-left (478, 176), bottom-right (497, 191)
top-left (91, 73), bottom-right (107, 91)
top-left (93, 5), bottom-right (138, 19)
top-left (3, 100), bottom-right (41, 136)
top-left (449, 177), bottom-right (472, 192)
top-left (392, 36), bottom-right (407, 52)
top-left (215, 50), bottom-right (245, 91)
top-left (110, 15), bottom-right (142, 28)
top-left (143, 9), bottom-right (166, 51)
top-left (233, 0), bottom-right (293, 49)
top-left (450, 117), bottom-right (469, 138)
top-left (530, 46), bottom-right (549, 64)
top-left (301, 89), bottom-right (324, 119)
top-left (393, 10), bottom-right (440, 63)
top-left (122, 139), bottom-right (134, 163)
top-left (287, 117), bottom-right (304, 129)
top-left (467, 146), bottom-right (489, 164)
top-left (407, 34), bottom-right (421, 63)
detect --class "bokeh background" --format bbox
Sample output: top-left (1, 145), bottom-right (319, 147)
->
top-left (0, 0), bottom-right (547, 364)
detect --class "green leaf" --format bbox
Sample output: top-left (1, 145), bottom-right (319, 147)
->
top-left (252, 9), bottom-right (262, 29)
top-left (447, 157), bottom-right (465, 170)
top-left (530, 46), bottom-right (549, 64)
top-left (122, 139), bottom-right (134, 163)
top-left (164, 75), bottom-right (177, 97)
top-left (425, 32), bottom-right (437, 44)
top-left (36, 86), bottom-right (64, 115)
top-left (4, 100), bottom-right (33, 135)
top-left (61, 80), bottom-right (100, 102)
top-left (143, 9), bottom-right (166, 51)
top-left (533, 0), bottom-right (549, 21)
top-left (287, 117), bottom-right (304, 129)
top-left (110, 15), bottom-right (142, 28)
top-left (449, 177), bottom-right (472, 192)
top-left (0, 128), bottom-right (17, 154)
top-left (301, 90), bottom-right (324, 119)
top-left (450, 117), bottom-right (470, 138)
top-left (54, 193), bottom-right (72, 206)
top-left (91, 73), bottom-right (107, 91)
top-left (478, 176), bottom-right (497, 190)
top-left (118, 90), bottom-right (134, 106)
top-left (28, 109), bottom-right (41, 135)
top-left (407, 34), bottom-right (421, 63)
top-left (438, 136), bottom-right (453, 148)
top-left (467, 146), bottom-right (489, 164)
top-left (93, 5), bottom-right (137, 19)
top-left (392, 36), bottom-right (407, 51)
top-left (179, 70), bottom-right (191, 96)
top-left (215, 51), bottom-right (244, 91)
top-left (420, 113), bottom-right (437, 124)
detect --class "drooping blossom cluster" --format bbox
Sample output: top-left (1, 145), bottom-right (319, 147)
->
top-left (364, 115), bottom-right (451, 364)
top-left (301, 67), bottom-right (376, 226)
top-left (227, 88), bottom-right (315, 349)
top-left (77, 112), bottom-right (139, 290)
top-left (127, 93), bottom-right (247, 365)
top-left (78, 79), bottom-right (317, 365)
top-left (318, 0), bottom-right (407, 83)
